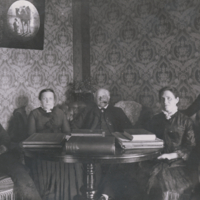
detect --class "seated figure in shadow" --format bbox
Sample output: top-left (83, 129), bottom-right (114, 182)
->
top-left (182, 94), bottom-right (200, 200)
top-left (0, 122), bottom-right (42, 200)
top-left (142, 86), bottom-right (196, 200)
top-left (7, 95), bottom-right (30, 163)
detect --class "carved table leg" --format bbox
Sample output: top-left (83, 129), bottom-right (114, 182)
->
top-left (86, 163), bottom-right (96, 200)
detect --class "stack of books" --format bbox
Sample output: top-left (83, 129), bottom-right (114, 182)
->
top-left (22, 133), bottom-right (66, 148)
top-left (112, 129), bottom-right (164, 149)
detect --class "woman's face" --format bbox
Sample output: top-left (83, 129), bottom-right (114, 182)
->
top-left (40, 91), bottom-right (55, 111)
top-left (160, 90), bottom-right (179, 112)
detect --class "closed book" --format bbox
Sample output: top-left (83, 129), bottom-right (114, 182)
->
top-left (121, 138), bottom-right (164, 146)
top-left (22, 144), bottom-right (63, 148)
top-left (71, 129), bottom-right (104, 137)
top-left (119, 144), bottom-right (164, 149)
top-left (22, 133), bottom-right (66, 148)
top-left (112, 130), bottom-right (156, 142)
top-left (65, 136), bottom-right (115, 155)
top-left (118, 138), bottom-right (164, 149)
top-left (124, 129), bottom-right (156, 141)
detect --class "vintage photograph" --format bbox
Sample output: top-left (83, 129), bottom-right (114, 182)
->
top-left (0, 0), bottom-right (45, 49)
top-left (0, 0), bottom-right (200, 200)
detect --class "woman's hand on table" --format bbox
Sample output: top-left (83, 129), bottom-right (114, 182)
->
top-left (157, 152), bottom-right (179, 160)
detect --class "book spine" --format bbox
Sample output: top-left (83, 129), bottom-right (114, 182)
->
top-left (65, 138), bottom-right (115, 155)
top-left (118, 142), bottom-right (163, 149)
top-left (65, 143), bottom-right (115, 155)
top-left (123, 146), bottom-right (163, 149)
top-left (71, 134), bottom-right (104, 137)
top-left (131, 136), bottom-right (156, 141)
top-left (120, 144), bottom-right (163, 149)
top-left (120, 141), bottom-right (164, 145)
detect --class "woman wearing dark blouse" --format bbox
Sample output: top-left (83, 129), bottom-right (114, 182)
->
top-left (27, 89), bottom-right (83, 200)
top-left (144, 86), bottom-right (196, 200)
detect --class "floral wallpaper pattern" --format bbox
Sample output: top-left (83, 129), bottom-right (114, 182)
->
top-left (0, 0), bottom-right (73, 128)
top-left (1, 0), bottom-right (200, 128)
top-left (90, 0), bottom-right (200, 112)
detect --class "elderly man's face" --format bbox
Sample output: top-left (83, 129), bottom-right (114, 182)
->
top-left (96, 90), bottom-right (110, 108)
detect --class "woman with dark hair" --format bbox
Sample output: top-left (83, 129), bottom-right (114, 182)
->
top-left (27, 89), bottom-right (83, 200)
top-left (144, 86), bottom-right (196, 200)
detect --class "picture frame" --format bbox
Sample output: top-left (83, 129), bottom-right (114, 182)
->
top-left (0, 0), bottom-right (45, 50)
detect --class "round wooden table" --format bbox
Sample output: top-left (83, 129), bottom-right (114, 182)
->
top-left (24, 147), bottom-right (162, 200)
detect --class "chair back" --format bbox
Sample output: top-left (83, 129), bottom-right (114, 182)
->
top-left (114, 101), bottom-right (142, 126)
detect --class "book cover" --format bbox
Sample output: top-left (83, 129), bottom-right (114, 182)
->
top-left (120, 144), bottom-right (164, 149)
top-left (65, 136), bottom-right (115, 155)
top-left (124, 129), bottom-right (156, 141)
top-left (120, 138), bottom-right (164, 145)
top-left (22, 133), bottom-right (66, 145)
top-left (118, 138), bottom-right (164, 149)
top-left (112, 130), bottom-right (156, 142)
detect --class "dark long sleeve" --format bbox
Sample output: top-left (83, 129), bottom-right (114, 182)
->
top-left (174, 117), bottom-right (196, 160)
top-left (27, 111), bottom-right (36, 135)
top-left (61, 112), bottom-right (71, 134)
top-left (0, 124), bottom-right (10, 148)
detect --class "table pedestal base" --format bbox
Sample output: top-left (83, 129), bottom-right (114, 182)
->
top-left (86, 163), bottom-right (96, 200)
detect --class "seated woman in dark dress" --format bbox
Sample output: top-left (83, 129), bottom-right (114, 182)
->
top-left (27, 89), bottom-right (83, 200)
top-left (144, 86), bottom-right (196, 200)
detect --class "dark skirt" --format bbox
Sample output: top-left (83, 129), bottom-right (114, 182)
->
top-left (147, 160), bottom-right (193, 200)
top-left (29, 159), bottom-right (83, 200)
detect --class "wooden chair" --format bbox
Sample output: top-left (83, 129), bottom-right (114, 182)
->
top-left (0, 175), bottom-right (14, 200)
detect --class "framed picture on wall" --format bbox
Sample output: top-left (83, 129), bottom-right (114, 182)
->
top-left (0, 0), bottom-right (45, 50)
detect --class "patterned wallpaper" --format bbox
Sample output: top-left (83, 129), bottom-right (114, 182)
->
top-left (1, 0), bottom-right (200, 128)
top-left (0, 0), bottom-right (73, 128)
top-left (90, 0), bottom-right (200, 112)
